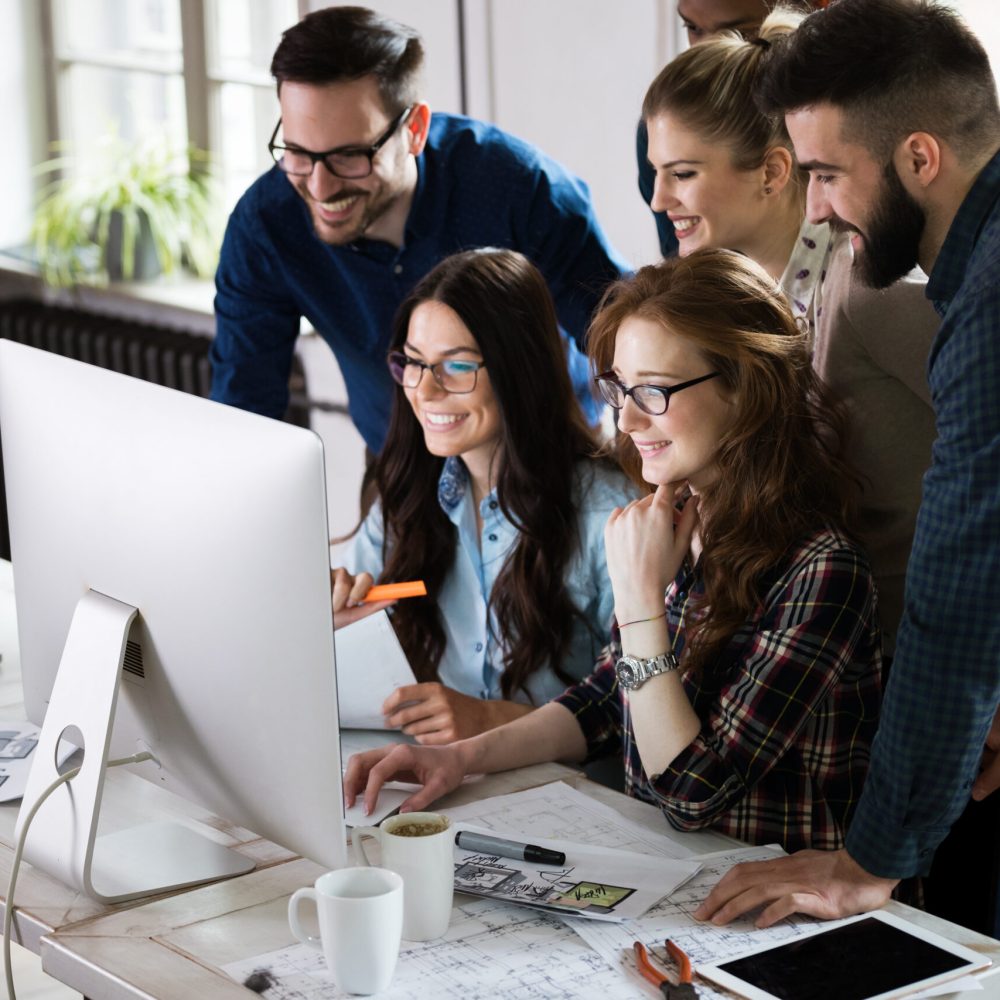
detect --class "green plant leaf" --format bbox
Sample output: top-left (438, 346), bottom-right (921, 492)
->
top-left (32, 133), bottom-right (223, 287)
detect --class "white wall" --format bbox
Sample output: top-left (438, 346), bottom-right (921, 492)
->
top-left (470, 0), bottom-right (668, 266)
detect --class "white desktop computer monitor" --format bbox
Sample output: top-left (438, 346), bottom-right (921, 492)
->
top-left (0, 340), bottom-right (347, 902)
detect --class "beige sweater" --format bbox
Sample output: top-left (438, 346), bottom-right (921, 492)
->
top-left (813, 236), bottom-right (938, 654)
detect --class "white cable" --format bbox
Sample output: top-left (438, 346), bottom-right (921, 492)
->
top-left (3, 751), bottom-right (154, 1000)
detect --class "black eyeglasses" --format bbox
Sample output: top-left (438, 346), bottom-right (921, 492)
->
top-left (387, 351), bottom-right (485, 394)
top-left (268, 105), bottom-right (413, 179)
top-left (594, 371), bottom-right (721, 415)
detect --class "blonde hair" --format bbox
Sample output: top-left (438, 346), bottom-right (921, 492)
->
top-left (642, 8), bottom-right (806, 173)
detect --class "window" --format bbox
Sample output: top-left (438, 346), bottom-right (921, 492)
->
top-left (43, 0), bottom-right (303, 211)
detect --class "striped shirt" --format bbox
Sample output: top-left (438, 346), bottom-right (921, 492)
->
top-left (845, 148), bottom-right (1000, 877)
top-left (556, 528), bottom-right (882, 852)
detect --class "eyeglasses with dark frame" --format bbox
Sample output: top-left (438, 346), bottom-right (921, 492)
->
top-left (387, 351), bottom-right (485, 394)
top-left (268, 105), bottom-right (414, 179)
top-left (594, 371), bottom-right (721, 415)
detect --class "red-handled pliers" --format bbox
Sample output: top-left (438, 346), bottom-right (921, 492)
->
top-left (633, 939), bottom-right (699, 999)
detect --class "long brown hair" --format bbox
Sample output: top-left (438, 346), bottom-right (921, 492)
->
top-left (588, 249), bottom-right (858, 677)
top-left (642, 9), bottom-right (806, 180)
top-left (374, 248), bottom-right (600, 699)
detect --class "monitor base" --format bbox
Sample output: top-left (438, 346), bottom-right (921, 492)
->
top-left (89, 821), bottom-right (254, 901)
top-left (16, 589), bottom-right (256, 904)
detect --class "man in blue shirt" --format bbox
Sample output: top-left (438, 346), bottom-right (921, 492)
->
top-left (210, 6), bottom-right (628, 454)
top-left (696, 0), bottom-right (1000, 930)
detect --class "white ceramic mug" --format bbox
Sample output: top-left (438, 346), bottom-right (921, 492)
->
top-left (352, 811), bottom-right (454, 941)
top-left (288, 866), bottom-right (403, 995)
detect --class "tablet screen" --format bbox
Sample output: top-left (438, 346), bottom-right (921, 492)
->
top-left (714, 915), bottom-right (972, 1000)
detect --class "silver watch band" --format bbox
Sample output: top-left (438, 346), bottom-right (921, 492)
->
top-left (614, 651), bottom-right (679, 691)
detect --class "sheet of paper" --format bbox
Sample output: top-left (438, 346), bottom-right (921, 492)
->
top-left (334, 611), bottom-right (416, 729)
top-left (440, 779), bottom-right (700, 860)
top-left (222, 896), bottom-right (646, 1000)
top-left (569, 844), bottom-right (857, 999)
top-left (451, 822), bottom-right (700, 922)
top-left (0, 720), bottom-right (76, 802)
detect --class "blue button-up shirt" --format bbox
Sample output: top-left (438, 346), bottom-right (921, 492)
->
top-left (348, 457), bottom-right (636, 705)
top-left (845, 148), bottom-right (1000, 877)
top-left (210, 113), bottom-right (629, 453)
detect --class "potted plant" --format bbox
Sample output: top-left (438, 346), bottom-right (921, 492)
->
top-left (31, 133), bottom-right (221, 287)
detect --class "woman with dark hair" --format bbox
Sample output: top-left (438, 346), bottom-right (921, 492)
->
top-left (332, 248), bottom-right (634, 744)
top-left (345, 249), bottom-right (882, 853)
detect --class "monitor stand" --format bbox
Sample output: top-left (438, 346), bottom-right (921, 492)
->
top-left (16, 590), bottom-right (254, 904)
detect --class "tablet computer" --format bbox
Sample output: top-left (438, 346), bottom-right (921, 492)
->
top-left (698, 910), bottom-right (991, 1000)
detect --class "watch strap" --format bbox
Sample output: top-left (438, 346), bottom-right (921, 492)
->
top-left (615, 651), bottom-right (680, 691)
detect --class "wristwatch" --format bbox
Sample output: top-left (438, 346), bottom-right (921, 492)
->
top-left (614, 651), bottom-right (679, 691)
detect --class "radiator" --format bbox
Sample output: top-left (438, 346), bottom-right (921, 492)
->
top-left (0, 298), bottom-right (310, 559)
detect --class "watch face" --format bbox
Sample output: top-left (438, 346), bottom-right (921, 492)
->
top-left (615, 659), bottom-right (638, 689)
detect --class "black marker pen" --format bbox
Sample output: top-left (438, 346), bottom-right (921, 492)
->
top-left (455, 830), bottom-right (566, 866)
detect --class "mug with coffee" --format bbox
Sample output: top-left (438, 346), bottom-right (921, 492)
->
top-left (288, 866), bottom-right (403, 995)
top-left (352, 811), bottom-right (454, 941)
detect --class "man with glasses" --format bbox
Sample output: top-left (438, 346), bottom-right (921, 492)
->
top-left (210, 6), bottom-right (628, 457)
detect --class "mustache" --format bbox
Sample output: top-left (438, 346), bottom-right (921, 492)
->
top-left (826, 215), bottom-right (859, 237)
top-left (312, 188), bottom-right (368, 204)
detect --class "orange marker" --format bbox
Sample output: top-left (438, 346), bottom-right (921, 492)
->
top-left (362, 580), bottom-right (427, 603)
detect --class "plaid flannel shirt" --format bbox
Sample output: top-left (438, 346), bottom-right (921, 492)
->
top-left (846, 149), bottom-right (1000, 878)
top-left (556, 528), bottom-right (882, 852)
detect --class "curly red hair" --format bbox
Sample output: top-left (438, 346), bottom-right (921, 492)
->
top-left (588, 249), bottom-right (858, 676)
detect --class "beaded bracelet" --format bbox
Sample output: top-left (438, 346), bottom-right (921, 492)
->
top-left (618, 610), bottom-right (667, 629)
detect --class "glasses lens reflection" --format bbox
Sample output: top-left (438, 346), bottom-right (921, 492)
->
top-left (387, 354), bottom-right (480, 394)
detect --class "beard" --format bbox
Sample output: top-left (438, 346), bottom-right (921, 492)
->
top-left (841, 162), bottom-right (926, 289)
top-left (300, 183), bottom-right (403, 246)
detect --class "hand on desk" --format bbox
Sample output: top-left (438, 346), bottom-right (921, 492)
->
top-left (331, 568), bottom-right (394, 629)
top-left (383, 684), bottom-right (534, 745)
top-left (693, 848), bottom-right (897, 928)
top-left (344, 742), bottom-right (467, 816)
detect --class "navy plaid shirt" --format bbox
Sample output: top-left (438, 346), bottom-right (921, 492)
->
top-left (556, 528), bottom-right (882, 852)
top-left (845, 148), bottom-right (1000, 877)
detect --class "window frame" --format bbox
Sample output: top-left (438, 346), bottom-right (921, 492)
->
top-left (37, 0), bottom-right (309, 190)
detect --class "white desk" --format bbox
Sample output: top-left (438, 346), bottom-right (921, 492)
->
top-left (3, 561), bottom-right (1000, 998)
top-left (37, 781), bottom-right (1000, 1000)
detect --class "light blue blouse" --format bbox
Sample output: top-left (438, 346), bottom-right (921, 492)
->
top-left (349, 456), bottom-right (636, 705)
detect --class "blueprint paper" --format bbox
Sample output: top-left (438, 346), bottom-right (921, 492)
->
top-left (441, 780), bottom-right (700, 860)
top-left (451, 822), bottom-right (700, 922)
top-left (569, 844), bottom-right (856, 999)
top-left (0, 720), bottom-right (76, 802)
top-left (223, 896), bottom-right (647, 1000)
top-left (334, 611), bottom-right (416, 729)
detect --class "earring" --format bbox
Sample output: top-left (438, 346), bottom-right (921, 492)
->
top-left (763, 186), bottom-right (773, 196)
